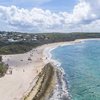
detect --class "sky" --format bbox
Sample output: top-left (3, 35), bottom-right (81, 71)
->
top-left (0, 0), bottom-right (100, 33)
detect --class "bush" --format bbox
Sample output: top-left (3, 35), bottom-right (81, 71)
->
top-left (0, 63), bottom-right (8, 77)
top-left (0, 56), bottom-right (2, 62)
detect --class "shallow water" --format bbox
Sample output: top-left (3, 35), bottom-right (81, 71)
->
top-left (51, 40), bottom-right (100, 100)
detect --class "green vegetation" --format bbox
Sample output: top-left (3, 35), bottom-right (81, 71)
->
top-left (0, 56), bottom-right (2, 61)
top-left (44, 32), bottom-right (100, 42)
top-left (0, 42), bottom-right (39, 54)
top-left (0, 32), bottom-right (100, 54)
top-left (0, 56), bottom-right (8, 77)
top-left (0, 63), bottom-right (8, 77)
top-left (0, 44), bottom-right (33, 54)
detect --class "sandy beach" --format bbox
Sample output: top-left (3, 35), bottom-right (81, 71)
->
top-left (0, 46), bottom-right (45, 100)
top-left (0, 38), bottom-right (96, 100)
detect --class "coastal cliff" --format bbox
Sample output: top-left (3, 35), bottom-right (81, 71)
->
top-left (24, 63), bottom-right (70, 100)
top-left (24, 63), bottom-right (56, 100)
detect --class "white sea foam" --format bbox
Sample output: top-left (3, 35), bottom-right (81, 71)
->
top-left (43, 46), bottom-right (70, 100)
top-left (43, 38), bottom-right (100, 100)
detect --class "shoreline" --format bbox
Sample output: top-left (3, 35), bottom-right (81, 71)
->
top-left (42, 38), bottom-right (100, 99)
top-left (0, 38), bottom-right (100, 100)
top-left (43, 38), bottom-right (100, 65)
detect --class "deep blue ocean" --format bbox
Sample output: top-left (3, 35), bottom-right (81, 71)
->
top-left (51, 40), bottom-right (100, 100)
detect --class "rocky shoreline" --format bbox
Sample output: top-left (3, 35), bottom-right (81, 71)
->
top-left (24, 63), bottom-right (56, 100)
top-left (24, 63), bottom-right (70, 100)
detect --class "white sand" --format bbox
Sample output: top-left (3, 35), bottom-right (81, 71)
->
top-left (0, 38), bottom-right (96, 100)
top-left (0, 48), bottom-right (44, 100)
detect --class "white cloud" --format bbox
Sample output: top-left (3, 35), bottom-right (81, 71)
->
top-left (0, 0), bottom-right (100, 32)
top-left (80, 0), bottom-right (100, 18)
top-left (0, 6), bottom-right (64, 32)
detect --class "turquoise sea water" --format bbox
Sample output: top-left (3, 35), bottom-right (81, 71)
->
top-left (51, 40), bottom-right (100, 100)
